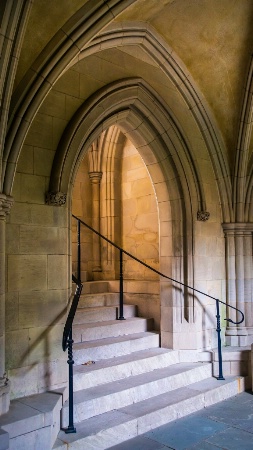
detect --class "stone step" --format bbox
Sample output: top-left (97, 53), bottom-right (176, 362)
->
top-left (0, 429), bottom-right (8, 450)
top-left (73, 317), bottom-right (154, 343)
top-left (83, 281), bottom-right (119, 295)
top-left (73, 332), bottom-right (160, 365)
top-left (55, 376), bottom-right (245, 449)
top-left (73, 348), bottom-right (180, 391)
top-left (62, 362), bottom-right (212, 426)
top-left (74, 305), bottom-right (137, 324)
top-left (82, 280), bottom-right (159, 295)
top-left (0, 391), bottom-right (64, 450)
top-left (78, 293), bottom-right (120, 308)
top-left (212, 346), bottom-right (251, 378)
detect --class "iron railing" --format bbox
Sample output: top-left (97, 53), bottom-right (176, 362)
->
top-left (62, 213), bottom-right (244, 433)
top-left (62, 277), bottom-right (82, 433)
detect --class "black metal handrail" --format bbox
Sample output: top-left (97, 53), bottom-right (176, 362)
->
top-left (63, 213), bottom-right (244, 433)
top-left (62, 274), bottom-right (83, 433)
top-left (72, 214), bottom-right (244, 372)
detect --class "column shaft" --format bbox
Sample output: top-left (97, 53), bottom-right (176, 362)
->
top-left (89, 172), bottom-right (102, 273)
top-left (0, 194), bottom-right (13, 415)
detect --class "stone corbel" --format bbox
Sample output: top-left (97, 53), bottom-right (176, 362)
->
top-left (197, 211), bottom-right (210, 221)
top-left (45, 191), bottom-right (67, 206)
top-left (0, 194), bottom-right (14, 219)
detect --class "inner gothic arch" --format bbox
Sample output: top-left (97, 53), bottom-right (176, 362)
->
top-left (48, 77), bottom-right (213, 349)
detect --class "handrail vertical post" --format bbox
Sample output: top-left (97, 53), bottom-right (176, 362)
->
top-left (77, 219), bottom-right (81, 283)
top-left (216, 299), bottom-right (225, 380)
top-left (119, 249), bottom-right (125, 320)
top-left (65, 326), bottom-right (76, 433)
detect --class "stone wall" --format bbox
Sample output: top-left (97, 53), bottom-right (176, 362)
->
top-left (121, 139), bottom-right (159, 281)
top-left (5, 149), bottom-right (70, 399)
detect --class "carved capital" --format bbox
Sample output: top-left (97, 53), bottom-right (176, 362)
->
top-left (0, 194), bottom-right (14, 219)
top-left (222, 222), bottom-right (253, 235)
top-left (45, 191), bottom-right (67, 206)
top-left (197, 211), bottom-right (210, 221)
top-left (88, 171), bottom-right (103, 184)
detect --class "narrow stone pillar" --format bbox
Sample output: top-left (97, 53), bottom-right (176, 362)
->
top-left (0, 194), bottom-right (13, 415)
top-left (89, 172), bottom-right (102, 274)
top-left (244, 232), bottom-right (253, 328)
top-left (223, 223), bottom-right (253, 346)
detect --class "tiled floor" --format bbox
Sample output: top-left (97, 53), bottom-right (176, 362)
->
top-left (109, 391), bottom-right (253, 450)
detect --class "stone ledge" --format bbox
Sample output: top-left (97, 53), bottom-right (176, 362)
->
top-left (0, 389), bottom-right (66, 449)
top-left (0, 384), bottom-right (10, 416)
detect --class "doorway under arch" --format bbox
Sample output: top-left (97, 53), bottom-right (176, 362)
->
top-left (72, 125), bottom-right (161, 330)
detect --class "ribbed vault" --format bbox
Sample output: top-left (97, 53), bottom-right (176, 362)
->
top-left (5, 17), bottom-right (232, 222)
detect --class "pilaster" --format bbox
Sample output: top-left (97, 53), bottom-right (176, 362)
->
top-left (0, 194), bottom-right (13, 415)
top-left (223, 223), bottom-right (253, 346)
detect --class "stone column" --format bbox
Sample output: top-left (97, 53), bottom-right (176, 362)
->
top-left (89, 172), bottom-right (102, 274)
top-left (0, 194), bottom-right (13, 415)
top-left (223, 223), bottom-right (253, 346)
top-left (88, 137), bottom-right (103, 278)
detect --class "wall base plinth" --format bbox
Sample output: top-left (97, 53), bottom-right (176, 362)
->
top-left (0, 382), bottom-right (10, 416)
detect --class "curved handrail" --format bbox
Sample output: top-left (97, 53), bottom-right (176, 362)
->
top-left (62, 274), bottom-right (83, 352)
top-left (72, 214), bottom-right (244, 326)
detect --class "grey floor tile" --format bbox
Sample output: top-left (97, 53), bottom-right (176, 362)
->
top-left (144, 416), bottom-right (228, 450)
top-left (190, 442), bottom-right (222, 449)
top-left (108, 435), bottom-right (169, 449)
top-left (206, 426), bottom-right (253, 450)
top-left (200, 392), bottom-right (253, 432)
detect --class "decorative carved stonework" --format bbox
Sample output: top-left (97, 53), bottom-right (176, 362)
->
top-left (0, 194), bottom-right (14, 218)
top-left (0, 373), bottom-right (8, 388)
top-left (45, 191), bottom-right (67, 206)
top-left (197, 211), bottom-right (210, 221)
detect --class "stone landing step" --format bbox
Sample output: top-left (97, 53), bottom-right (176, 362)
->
top-left (74, 304), bottom-right (137, 323)
top-left (81, 280), bottom-right (159, 296)
top-left (73, 317), bottom-right (154, 343)
top-left (73, 332), bottom-right (160, 364)
top-left (62, 362), bottom-right (212, 426)
top-left (82, 281), bottom-right (119, 295)
top-left (73, 348), bottom-right (180, 391)
top-left (55, 376), bottom-right (245, 450)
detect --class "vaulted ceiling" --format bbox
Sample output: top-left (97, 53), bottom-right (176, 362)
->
top-left (15, 0), bottom-right (253, 170)
top-left (3, 0), bottom-right (253, 222)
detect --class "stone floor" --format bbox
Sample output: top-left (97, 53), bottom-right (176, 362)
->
top-left (108, 390), bottom-right (253, 450)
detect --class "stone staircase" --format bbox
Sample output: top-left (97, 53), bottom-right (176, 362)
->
top-left (53, 281), bottom-right (247, 449)
top-left (0, 281), bottom-right (250, 450)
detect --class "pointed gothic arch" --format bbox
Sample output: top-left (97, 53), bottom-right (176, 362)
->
top-left (47, 77), bottom-right (211, 347)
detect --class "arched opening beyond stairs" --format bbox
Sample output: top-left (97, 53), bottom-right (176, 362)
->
top-left (57, 78), bottom-right (210, 350)
top-left (72, 125), bottom-right (161, 330)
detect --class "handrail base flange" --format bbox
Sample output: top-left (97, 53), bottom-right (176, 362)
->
top-left (63, 426), bottom-right (76, 434)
